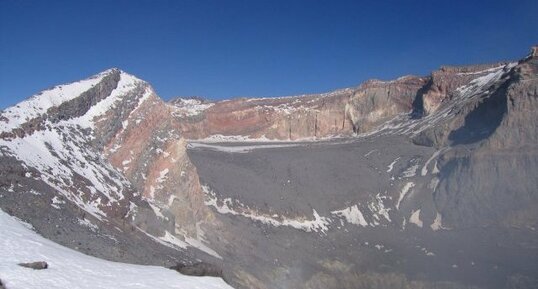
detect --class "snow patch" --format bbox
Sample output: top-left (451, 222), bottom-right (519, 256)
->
top-left (159, 231), bottom-right (222, 259)
top-left (51, 196), bottom-right (65, 210)
top-left (0, 209), bottom-right (232, 289)
top-left (368, 193), bottom-right (391, 224)
top-left (430, 212), bottom-right (445, 231)
top-left (188, 142), bottom-right (302, 153)
top-left (396, 182), bottom-right (414, 210)
top-left (149, 202), bottom-right (166, 219)
top-left (421, 149), bottom-right (443, 176)
top-left (0, 70), bottom-right (110, 132)
top-left (401, 164), bottom-right (419, 178)
top-left (0, 127), bottom-right (128, 220)
top-left (156, 168), bottom-right (169, 183)
top-left (77, 218), bottom-right (99, 232)
top-left (184, 236), bottom-right (222, 259)
top-left (189, 133), bottom-right (346, 143)
top-left (159, 230), bottom-right (188, 249)
top-left (409, 209), bottom-right (423, 228)
top-left (203, 185), bottom-right (331, 233)
top-left (331, 205), bottom-right (368, 227)
top-left (73, 72), bottom-right (145, 129)
top-left (456, 64), bottom-right (516, 97)
top-left (386, 157), bottom-right (400, 173)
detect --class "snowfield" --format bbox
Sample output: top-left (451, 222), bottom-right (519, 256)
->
top-left (0, 209), bottom-right (233, 289)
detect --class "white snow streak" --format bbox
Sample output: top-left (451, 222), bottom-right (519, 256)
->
top-left (396, 182), bottom-right (414, 210)
top-left (73, 72), bottom-right (145, 129)
top-left (409, 209), bottom-right (423, 228)
top-left (430, 212), bottom-right (445, 231)
top-left (421, 149), bottom-right (444, 176)
top-left (202, 185), bottom-right (331, 233)
top-left (401, 164), bottom-right (419, 178)
top-left (331, 205), bottom-right (368, 227)
top-left (0, 70), bottom-right (110, 132)
top-left (156, 230), bottom-right (222, 259)
top-left (386, 157), bottom-right (400, 173)
top-left (187, 142), bottom-right (301, 153)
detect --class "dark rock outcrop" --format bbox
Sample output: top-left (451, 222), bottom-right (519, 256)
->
top-left (170, 262), bottom-right (223, 278)
top-left (18, 261), bottom-right (48, 270)
top-left (48, 69), bottom-right (121, 124)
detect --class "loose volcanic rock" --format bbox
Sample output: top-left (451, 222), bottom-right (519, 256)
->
top-left (18, 261), bottom-right (48, 270)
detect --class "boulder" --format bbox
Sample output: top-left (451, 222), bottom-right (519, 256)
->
top-left (18, 261), bottom-right (48, 270)
top-left (169, 262), bottom-right (223, 278)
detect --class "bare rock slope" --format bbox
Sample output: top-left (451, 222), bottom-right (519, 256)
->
top-left (1, 46), bottom-right (537, 289)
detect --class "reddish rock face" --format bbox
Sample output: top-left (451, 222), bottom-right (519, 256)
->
top-left (102, 89), bottom-right (212, 237)
top-left (167, 64), bottom-right (512, 140)
top-left (171, 89), bottom-right (355, 140)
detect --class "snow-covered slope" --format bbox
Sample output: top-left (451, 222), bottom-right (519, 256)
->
top-left (0, 209), bottom-right (232, 289)
top-left (0, 68), bottom-right (222, 280)
top-left (0, 69), bottom-right (111, 132)
top-left (0, 68), bottom-right (152, 221)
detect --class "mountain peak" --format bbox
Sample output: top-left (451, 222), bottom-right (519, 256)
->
top-left (97, 68), bottom-right (150, 87)
top-left (99, 67), bottom-right (122, 75)
top-left (91, 67), bottom-right (122, 80)
top-left (0, 67), bottom-right (154, 136)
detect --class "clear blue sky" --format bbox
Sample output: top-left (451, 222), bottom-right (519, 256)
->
top-left (1, 0), bottom-right (537, 109)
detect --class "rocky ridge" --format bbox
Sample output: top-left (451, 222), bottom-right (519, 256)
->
top-left (0, 46), bottom-right (537, 289)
